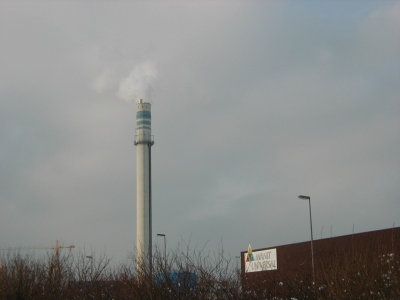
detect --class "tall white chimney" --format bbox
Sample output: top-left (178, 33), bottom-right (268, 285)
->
top-left (134, 99), bottom-right (154, 271)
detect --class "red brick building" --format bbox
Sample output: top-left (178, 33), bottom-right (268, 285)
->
top-left (240, 227), bottom-right (399, 292)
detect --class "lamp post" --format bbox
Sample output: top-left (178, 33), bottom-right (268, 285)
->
top-left (157, 234), bottom-right (166, 268)
top-left (235, 256), bottom-right (241, 277)
top-left (298, 195), bottom-right (315, 286)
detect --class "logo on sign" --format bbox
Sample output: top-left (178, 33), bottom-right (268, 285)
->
top-left (246, 244), bottom-right (254, 262)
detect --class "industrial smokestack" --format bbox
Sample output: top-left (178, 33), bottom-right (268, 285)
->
top-left (134, 99), bottom-right (154, 271)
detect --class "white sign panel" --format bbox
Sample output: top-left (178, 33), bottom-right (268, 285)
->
top-left (245, 247), bottom-right (277, 273)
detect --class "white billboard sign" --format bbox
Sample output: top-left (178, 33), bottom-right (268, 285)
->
top-left (245, 245), bottom-right (277, 273)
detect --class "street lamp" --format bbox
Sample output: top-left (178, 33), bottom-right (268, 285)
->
top-left (157, 234), bottom-right (166, 267)
top-left (235, 256), bottom-right (241, 276)
top-left (298, 195), bottom-right (315, 285)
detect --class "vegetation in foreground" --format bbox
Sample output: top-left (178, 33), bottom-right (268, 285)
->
top-left (0, 242), bottom-right (398, 299)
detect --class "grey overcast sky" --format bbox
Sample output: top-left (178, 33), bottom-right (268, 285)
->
top-left (0, 1), bottom-right (399, 263)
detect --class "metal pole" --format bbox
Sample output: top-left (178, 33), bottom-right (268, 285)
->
top-left (149, 143), bottom-right (152, 275)
top-left (308, 198), bottom-right (315, 286)
top-left (163, 235), bottom-right (166, 269)
top-left (157, 234), bottom-right (166, 269)
top-left (298, 195), bottom-right (316, 287)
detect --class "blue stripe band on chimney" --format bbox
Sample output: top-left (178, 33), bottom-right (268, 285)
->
top-left (136, 120), bottom-right (151, 125)
top-left (136, 111), bottom-right (151, 119)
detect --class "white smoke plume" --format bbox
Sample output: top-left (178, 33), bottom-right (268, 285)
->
top-left (117, 60), bottom-right (158, 103)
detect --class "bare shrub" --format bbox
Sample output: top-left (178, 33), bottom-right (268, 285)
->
top-left (0, 236), bottom-right (398, 299)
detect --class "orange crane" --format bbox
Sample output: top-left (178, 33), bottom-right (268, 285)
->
top-left (1, 240), bottom-right (75, 256)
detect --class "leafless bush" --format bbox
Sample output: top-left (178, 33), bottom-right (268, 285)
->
top-left (317, 245), bottom-right (399, 299)
top-left (0, 250), bottom-right (112, 300)
top-left (0, 238), bottom-right (398, 299)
